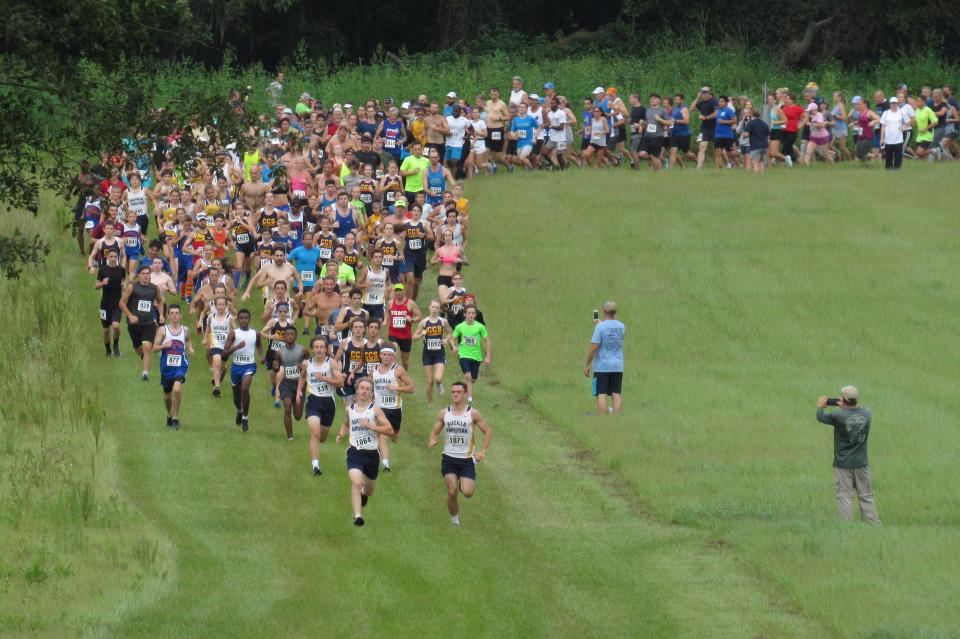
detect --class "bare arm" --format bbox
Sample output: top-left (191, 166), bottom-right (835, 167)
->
top-left (471, 408), bottom-right (493, 462)
top-left (427, 409), bottom-right (446, 448)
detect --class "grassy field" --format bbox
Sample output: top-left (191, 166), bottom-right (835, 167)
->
top-left (2, 163), bottom-right (959, 638)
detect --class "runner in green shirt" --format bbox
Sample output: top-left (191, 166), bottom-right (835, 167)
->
top-left (451, 305), bottom-right (490, 403)
top-left (913, 97), bottom-right (939, 160)
top-left (399, 141), bottom-right (430, 202)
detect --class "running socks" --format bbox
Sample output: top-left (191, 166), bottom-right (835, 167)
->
top-left (450, 515), bottom-right (460, 526)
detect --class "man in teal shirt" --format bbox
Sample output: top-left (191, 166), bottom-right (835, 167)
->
top-left (816, 386), bottom-right (880, 524)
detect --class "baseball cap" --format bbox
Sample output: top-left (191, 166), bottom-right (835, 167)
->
top-left (384, 96), bottom-right (394, 103)
top-left (446, 91), bottom-right (457, 98)
top-left (394, 198), bottom-right (408, 208)
top-left (282, 107), bottom-right (293, 114)
top-left (300, 92), bottom-right (312, 100)
top-left (602, 300), bottom-right (617, 313)
top-left (806, 103), bottom-right (818, 112)
top-left (361, 133), bottom-right (372, 142)
top-left (401, 101), bottom-right (411, 109)
top-left (840, 385), bottom-right (859, 402)
top-left (529, 93), bottom-right (539, 101)
top-left (889, 96), bottom-right (899, 103)
top-left (700, 86), bottom-right (711, 93)
top-left (851, 95), bottom-right (863, 104)
top-left (544, 82), bottom-right (555, 89)
top-left (393, 283), bottom-right (405, 290)
top-left (805, 81), bottom-right (819, 90)
top-left (607, 87), bottom-right (618, 95)
top-left (592, 86), bottom-right (605, 94)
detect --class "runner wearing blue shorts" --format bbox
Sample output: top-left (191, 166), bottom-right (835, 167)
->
top-left (224, 309), bottom-right (262, 432)
top-left (153, 304), bottom-right (194, 430)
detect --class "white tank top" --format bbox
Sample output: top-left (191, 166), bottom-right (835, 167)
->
top-left (209, 312), bottom-right (232, 349)
top-left (509, 89), bottom-right (526, 106)
top-left (232, 327), bottom-right (257, 365)
top-left (362, 266), bottom-right (387, 305)
top-left (348, 402), bottom-right (379, 450)
top-left (127, 188), bottom-right (148, 218)
top-left (443, 406), bottom-right (475, 459)
top-left (306, 357), bottom-right (335, 398)
top-left (373, 364), bottom-right (401, 409)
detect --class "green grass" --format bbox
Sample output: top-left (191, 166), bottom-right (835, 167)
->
top-left (3, 162), bottom-right (959, 637)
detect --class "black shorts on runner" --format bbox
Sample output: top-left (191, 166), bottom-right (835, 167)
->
top-left (305, 395), bottom-right (336, 426)
top-left (459, 357), bottom-right (481, 380)
top-left (346, 446), bottom-right (380, 480)
top-left (714, 138), bottom-right (735, 152)
top-left (391, 337), bottom-right (412, 353)
top-left (422, 348), bottom-right (445, 366)
top-left (917, 140), bottom-right (931, 149)
top-left (426, 142), bottom-right (444, 158)
top-left (362, 303), bottom-right (385, 321)
top-left (381, 406), bottom-right (402, 433)
top-left (486, 127), bottom-right (505, 153)
top-left (265, 349), bottom-right (280, 370)
top-left (699, 128), bottom-right (715, 143)
top-left (128, 321), bottom-right (157, 349)
top-left (100, 304), bottom-right (121, 328)
top-left (279, 378), bottom-right (299, 401)
top-left (404, 254), bottom-right (426, 280)
top-left (589, 143), bottom-right (606, 152)
top-left (532, 139), bottom-right (544, 156)
top-left (669, 135), bottom-right (691, 152)
top-left (236, 241), bottom-right (256, 256)
top-left (617, 126), bottom-right (628, 143)
top-left (506, 139), bottom-right (518, 156)
top-left (592, 371), bottom-right (623, 396)
top-left (441, 454), bottom-right (476, 480)
top-left (437, 274), bottom-right (453, 288)
top-left (781, 132), bottom-right (799, 156)
top-left (642, 136), bottom-right (665, 156)
top-left (770, 129), bottom-right (784, 142)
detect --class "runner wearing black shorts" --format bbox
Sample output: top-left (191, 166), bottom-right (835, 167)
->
top-left (119, 265), bottom-right (162, 380)
top-left (96, 249), bottom-right (126, 357)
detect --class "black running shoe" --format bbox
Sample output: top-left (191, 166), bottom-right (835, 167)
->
top-left (213, 387), bottom-right (221, 398)
top-left (312, 466), bottom-right (322, 476)
top-left (166, 416), bottom-right (173, 427)
top-left (172, 418), bottom-right (180, 430)
top-left (112, 345), bottom-right (120, 358)
top-left (141, 372), bottom-right (149, 382)
top-left (241, 418), bottom-right (249, 433)
top-left (361, 493), bottom-right (368, 507)
top-left (353, 516), bottom-right (365, 527)
top-left (235, 412), bottom-right (243, 426)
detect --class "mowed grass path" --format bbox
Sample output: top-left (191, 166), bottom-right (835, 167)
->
top-left (60, 163), bottom-right (957, 638)
top-left (467, 164), bottom-right (960, 638)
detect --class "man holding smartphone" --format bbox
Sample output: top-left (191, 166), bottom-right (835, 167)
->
top-left (816, 386), bottom-right (881, 524)
top-left (584, 301), bottom-right (624, 415)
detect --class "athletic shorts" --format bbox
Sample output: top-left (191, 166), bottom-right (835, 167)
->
top-left (781, 132), bottom-right (799, 155)
top-left (279, 378), bottom-right (300, 401)
top-left (385, 265), bottom-right (401, 284)
top-left (749, 149), bottom-right (768, 163)
top-left (136, 215), bottom-right (149, 236)
top-left (486, 127), bottom-right (505, 152)
top-left (422, 347), bottom-right (445, 366)
top-left (506, 139), bottom-right (518, 156)
top-left (714, 137), bottom-right (735, 152)
top-left (100, 304), bottom-right (121, 328)
top-left (698, 128), bottom-right (715, 143)
top-left (459, 357), bottom-right (481, 380)
top-left (404, 253), bottom-right (426, 279)
top-left (235, 239), bottom-right (256, 256)
top-left (855, 139), bottom-right (873, 160)
top-left (532, 139), bottom-right (544, 156)
top-left (230, 362), bottom-right (257, 385)
top-left (346, 446), bottom-right (380, 480)
top-left (588, 143), bottom-right (606, 152)
top-left (389, 336), bottom-right (412, 353)
top-left (208, 346), bottom-right (224, 357)
top-left (362, 303), bottom-right (384, 321)
top-left (917, 140), bottom-right (932, 149)
top-left (770, 128), bottom-right (783, 141)
top-left (160, 372), bottom-right (186, 393)
top-left (396, 259), bottom-right (409, 274)
top-left (441, 453), bottom-right (476, 480)
top-left (381, 407), bottom-right (402, 433)
top-left (642, 136), bottom-right (665, 156)
top-left (444, 146), bottom-right (463, 162)
top-left (305, 395), bottom-right (336, 426)
top-left (127, 321), bottom-right (157, 349)
top-left (592, 371), bottom-right (623, 396)
top-left (669, 135), bottom-right (691, 152)
top-left (265, 349), bottom-right (281, 370)
top-left (437, 275), bottom-right (453, 288)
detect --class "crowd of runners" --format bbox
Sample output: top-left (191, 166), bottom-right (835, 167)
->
top-left (67, 73), bottom-right (957, 525)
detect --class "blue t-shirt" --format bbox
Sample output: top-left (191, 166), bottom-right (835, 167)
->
top-left (510, 116), bottom-right (537, 148)
top-left (288, 245), bottom-right (321, 287)
top-left (715, 106), bottom-right (736, 139)
top-left (138, 255), bottom-right (171, 274)
top-left (591, 319), bottom-right (625, 373)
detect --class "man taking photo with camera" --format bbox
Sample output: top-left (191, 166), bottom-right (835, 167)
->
top-left (816, 386), bottom-right (881, 525)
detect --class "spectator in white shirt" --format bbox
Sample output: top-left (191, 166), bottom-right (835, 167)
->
top-left (879, 97), bottom-right (908, 169)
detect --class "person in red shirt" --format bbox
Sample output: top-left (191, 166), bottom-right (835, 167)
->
top-left (99, 166), bottom-right (128, 197)
top-left (387, 283), bottom-right (422, 370)
top-left (779, 92), bottom-right (806, 164)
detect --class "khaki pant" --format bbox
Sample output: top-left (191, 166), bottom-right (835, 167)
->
top-left (833, 466), bottom-right (881, 524)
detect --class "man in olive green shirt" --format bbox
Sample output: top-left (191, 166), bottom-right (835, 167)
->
top-left (912, 96), bottom-right (939, 160)
top-left (816, 386), bottom-right (880, 524)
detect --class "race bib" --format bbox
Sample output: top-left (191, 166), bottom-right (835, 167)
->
top-left (380, 393), bottom-right (397, 406)
top-left (165, 354), bottom-right (182, 367)
top-left (313, 378), bottom-right (329, 394)
top-left (360, 193), bottom-right (372, 203)
top-left (491, 131), bottom-right (502, 140)
top-left (271, 341), bottom-right (286, 352)
top-left (284, 365), bottom-right (301, 379)
top-left (319, 247), bottom-right (332, 259)
top-left (386, 191), bottom-right (396, 202)
top-left (383, 255), bottom-right (394, 266)
top-left (853, 126), bottom-right (863, 136)
top-left (616, 114), bottom-right (625, 122)
top-left (517, 130), bottom-right (527, 139)
top-left (235, 232), bottom-right (250, 244)
top-left (305, 222), bottom-right (316, 233)
top-left (647, 123), bottom-right (657, 134)
top-left (84, 220), bottom-right (95, 230)
top-left (556, 141), bottom-right (567, 151)
top-left (408, 238), bottom-right (422, 250)
top-left (125, 236), bottom-right (138, 247)
top-left (375, 169), bottom-right (384, 179)
top-left (293, 190), bottom-right (306, 199)
top-left (464, 336), bottom-right (478, 346)
top-left (99, 309), bottom-right (107, 320)
top-left (590, 134), bottom-right (604, 144)
top-left (368, 291), bottom-right (383, 303)
top-left (214, 332), bottom-right (227, 344)
top-left (383, 138), bottom-right (396, 149)
top-left (137, 300), bottom-right (152, 313)
top-left (696, 133), bottom-right (703, 142)
top-left (426, 338), bottom-right (442, 350)
top-left (234, 354), bottom-right (253, 365)
top-left (354, 434), bottom-right (373, 447)
top-left (301, 270), bottom-right (314, 283)
top-left (392, 315), bottom-right (406, 329)
top-left (349, 360), bottom-right (361, 372)
top-left (429, 186), bottom-right (442, 195)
